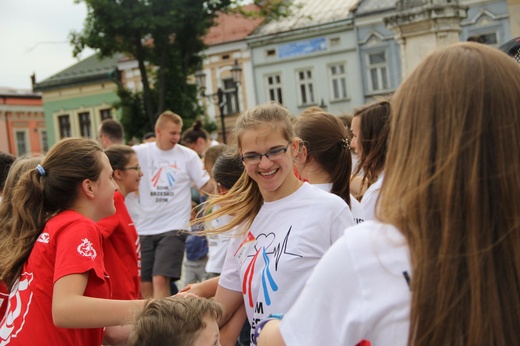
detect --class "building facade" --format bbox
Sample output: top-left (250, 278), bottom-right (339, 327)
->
top-left (247, 0), bottom-right (362, 116)
top-left (0, 88), bottom-right (47, 156)
top-left (33, 53), bottom-right (122, 146)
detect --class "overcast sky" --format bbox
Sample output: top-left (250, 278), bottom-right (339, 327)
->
top-left (1, 0), bottom-right (95, 90)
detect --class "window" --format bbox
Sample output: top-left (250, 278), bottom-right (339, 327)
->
top-left (100, 108), bottom-right (112, 121)
top-left (480, 32), bottom-right (498, 45)
top-left (330, 37), bottom-right (341, 47)
top-left (266, 49), bottom-right (276, 57)
top-left (367, 52), bottom-right (390, 92)
top-left (40, 130), bottom-right (49, 153)
top-left (222, 79), bottom-right (239, 115)
top-left (78, 112), bottom-right (91, 137)
top-left (58, 114), bottom-right (71, 138)
top-left (329, 63), bottom-right (348, 101)
top-left (266, 74), bottom-right (283, 104)
top-left (297, 69), bottom-right (315, 105)
top-left (15, 130), bottom-right (28, 156)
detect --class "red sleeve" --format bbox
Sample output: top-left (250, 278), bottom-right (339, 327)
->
top-left (53, 218), bottom-right (106, 284)
top-left (0, 281), bottom-right (8, 319)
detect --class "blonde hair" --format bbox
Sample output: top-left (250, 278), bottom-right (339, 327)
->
top-left (155, 110), bottom-right (183, 129)
top-left (0, 138), bottom-right (104, 289)
top-left (127, 296), bottom-right (222, 346)
top-left (379, 42), bottom-right (520, 345)
top-left (195, 102), bottom-right (296, 235)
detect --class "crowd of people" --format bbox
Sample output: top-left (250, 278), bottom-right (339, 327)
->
top-left (0, 39), bottom-right (520, 346)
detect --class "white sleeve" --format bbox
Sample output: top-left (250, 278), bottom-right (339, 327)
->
top-left (217, 236), bottom-right (242, 293)
top-left (361, 187), bottom-right (380, 221)
top-left (279, 234), bottom-right (366, 346)
top-left (330, 205), bottom-right (356, 244)
top-left (188, 151), bottom-right (210, 189)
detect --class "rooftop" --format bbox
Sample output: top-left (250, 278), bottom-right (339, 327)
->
top-left (33, 53), bottom-right (123, 91)
top-left (252, 0), bottom-right (359, 37)
top-left (0, 87), bottom-right (41, 98)
top-left (355, 0), bottom-right (396, 16)
top-left (204, 4), bottom-right (264, 46)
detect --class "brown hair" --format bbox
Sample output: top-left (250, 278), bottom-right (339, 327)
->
top-left (294, 111), bottom-right (352, 206)
top-left (99, 118), bottom-right (124, 143)
top-left (212, 149), bottom-right (244, 191)
top-left (104, 144), bottom-right (136, 171)
top-left (379, 42), bottom-right (520, 345)
top-left (127, 296), bottom-right (222, 346)
top-left (182, 119), bottom-right (209, 145)
top-left (203, 144), bottom-right (228, 177)
top-left (352, 98), bottom-right (391, 197)
top-left (0, 138), bottom-right (104, 289)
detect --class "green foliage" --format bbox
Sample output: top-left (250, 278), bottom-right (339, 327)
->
top-left (70, 0), bottom-right (236, 131)
top-left (70, 0), bottom-right (296, 139)
top-left (114, 87), bottom-right (152, 142)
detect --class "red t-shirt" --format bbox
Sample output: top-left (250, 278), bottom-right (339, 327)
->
top-left (97, 191), bottom-right (141, 299)
top-left (0, 281), bottom-right (8, 320)
top-left (0, 210), bottom-right (110, 346)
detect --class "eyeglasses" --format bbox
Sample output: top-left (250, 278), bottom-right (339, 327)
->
top-left (122, 165), bottom-right (141, 171)
top-left (241, 142), bottom-right (291, 165)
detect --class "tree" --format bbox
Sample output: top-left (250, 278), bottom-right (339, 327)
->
top-left (71, 0), bottom-right (235, 128)
top-left (70, 0), bottom-right (296, 138)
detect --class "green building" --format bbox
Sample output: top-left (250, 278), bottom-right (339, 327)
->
top-left (33, 53), bottom-right (123, 146)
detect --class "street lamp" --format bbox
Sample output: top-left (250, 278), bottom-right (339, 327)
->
top-left (195, 59), bottom-right (242, 144)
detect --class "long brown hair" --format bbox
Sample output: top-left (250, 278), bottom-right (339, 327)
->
top-left (352, 98), bottom-right (391, 197)
top-left (379, 42), bottom-right (520, 345)
top-left (0, 138), bottom-right (104, 289)
top-left (294, 111), bottom-right (352, 207)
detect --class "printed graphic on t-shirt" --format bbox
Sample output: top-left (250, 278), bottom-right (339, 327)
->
top-left (0, 272), bottom-right (34, 345)
top-left (149, 160), bottom-right (177, 202)
top-left (37, 232), bottom-right (50, 244)
top-left (241, 226), bottom-right (302, 308)
top-left (77, 238), bottom-right (97, 260)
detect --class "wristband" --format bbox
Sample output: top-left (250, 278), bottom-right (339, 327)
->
top-left (252, 313), bottom-right (283, 345)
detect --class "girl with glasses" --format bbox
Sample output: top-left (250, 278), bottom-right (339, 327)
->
top-left (193, 102), bottom-right (356, 345)
top-left (258, 42), bottom-right (520, 345)
top-left (98, 144), bottom-right (143, 302)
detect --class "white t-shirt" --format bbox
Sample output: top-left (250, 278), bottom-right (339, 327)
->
top-left (280, 221), bottom-right (411, 346)
top-left (361, 173), bottom-right (384, 221)
top-left (219, 182), bottom-right (355, 345)
top-left (313, 183), bottom-right (365, 224)
top-left (129, 142), bottom-right (210, 235)
top-left (205, 205), bottom-right (233, 274)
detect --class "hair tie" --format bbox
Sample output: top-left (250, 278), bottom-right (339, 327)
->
top-left (36, 164), bottom-right (46, 177)
top-left (341, 138), bottom-right (350, 150)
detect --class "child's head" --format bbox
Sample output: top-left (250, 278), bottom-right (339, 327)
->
top-left (104, 144), bottom-right (142, 196)
top-left (351, 98), bottom-right (391, 189)
top-left (0, 155), bottom-right (43, 220)
top-left (128, 296), bottom-right (222, 346)
top-left (203, 144), bottom-right (228, 179)
top-left (234, 102), bottom-right (300, 200)
top-left (294, 110), bottom-right (352, 205)
top-left (182, 119), bottom-right (211, 156)
top-left (212, 149), bottom-right (244, 194)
